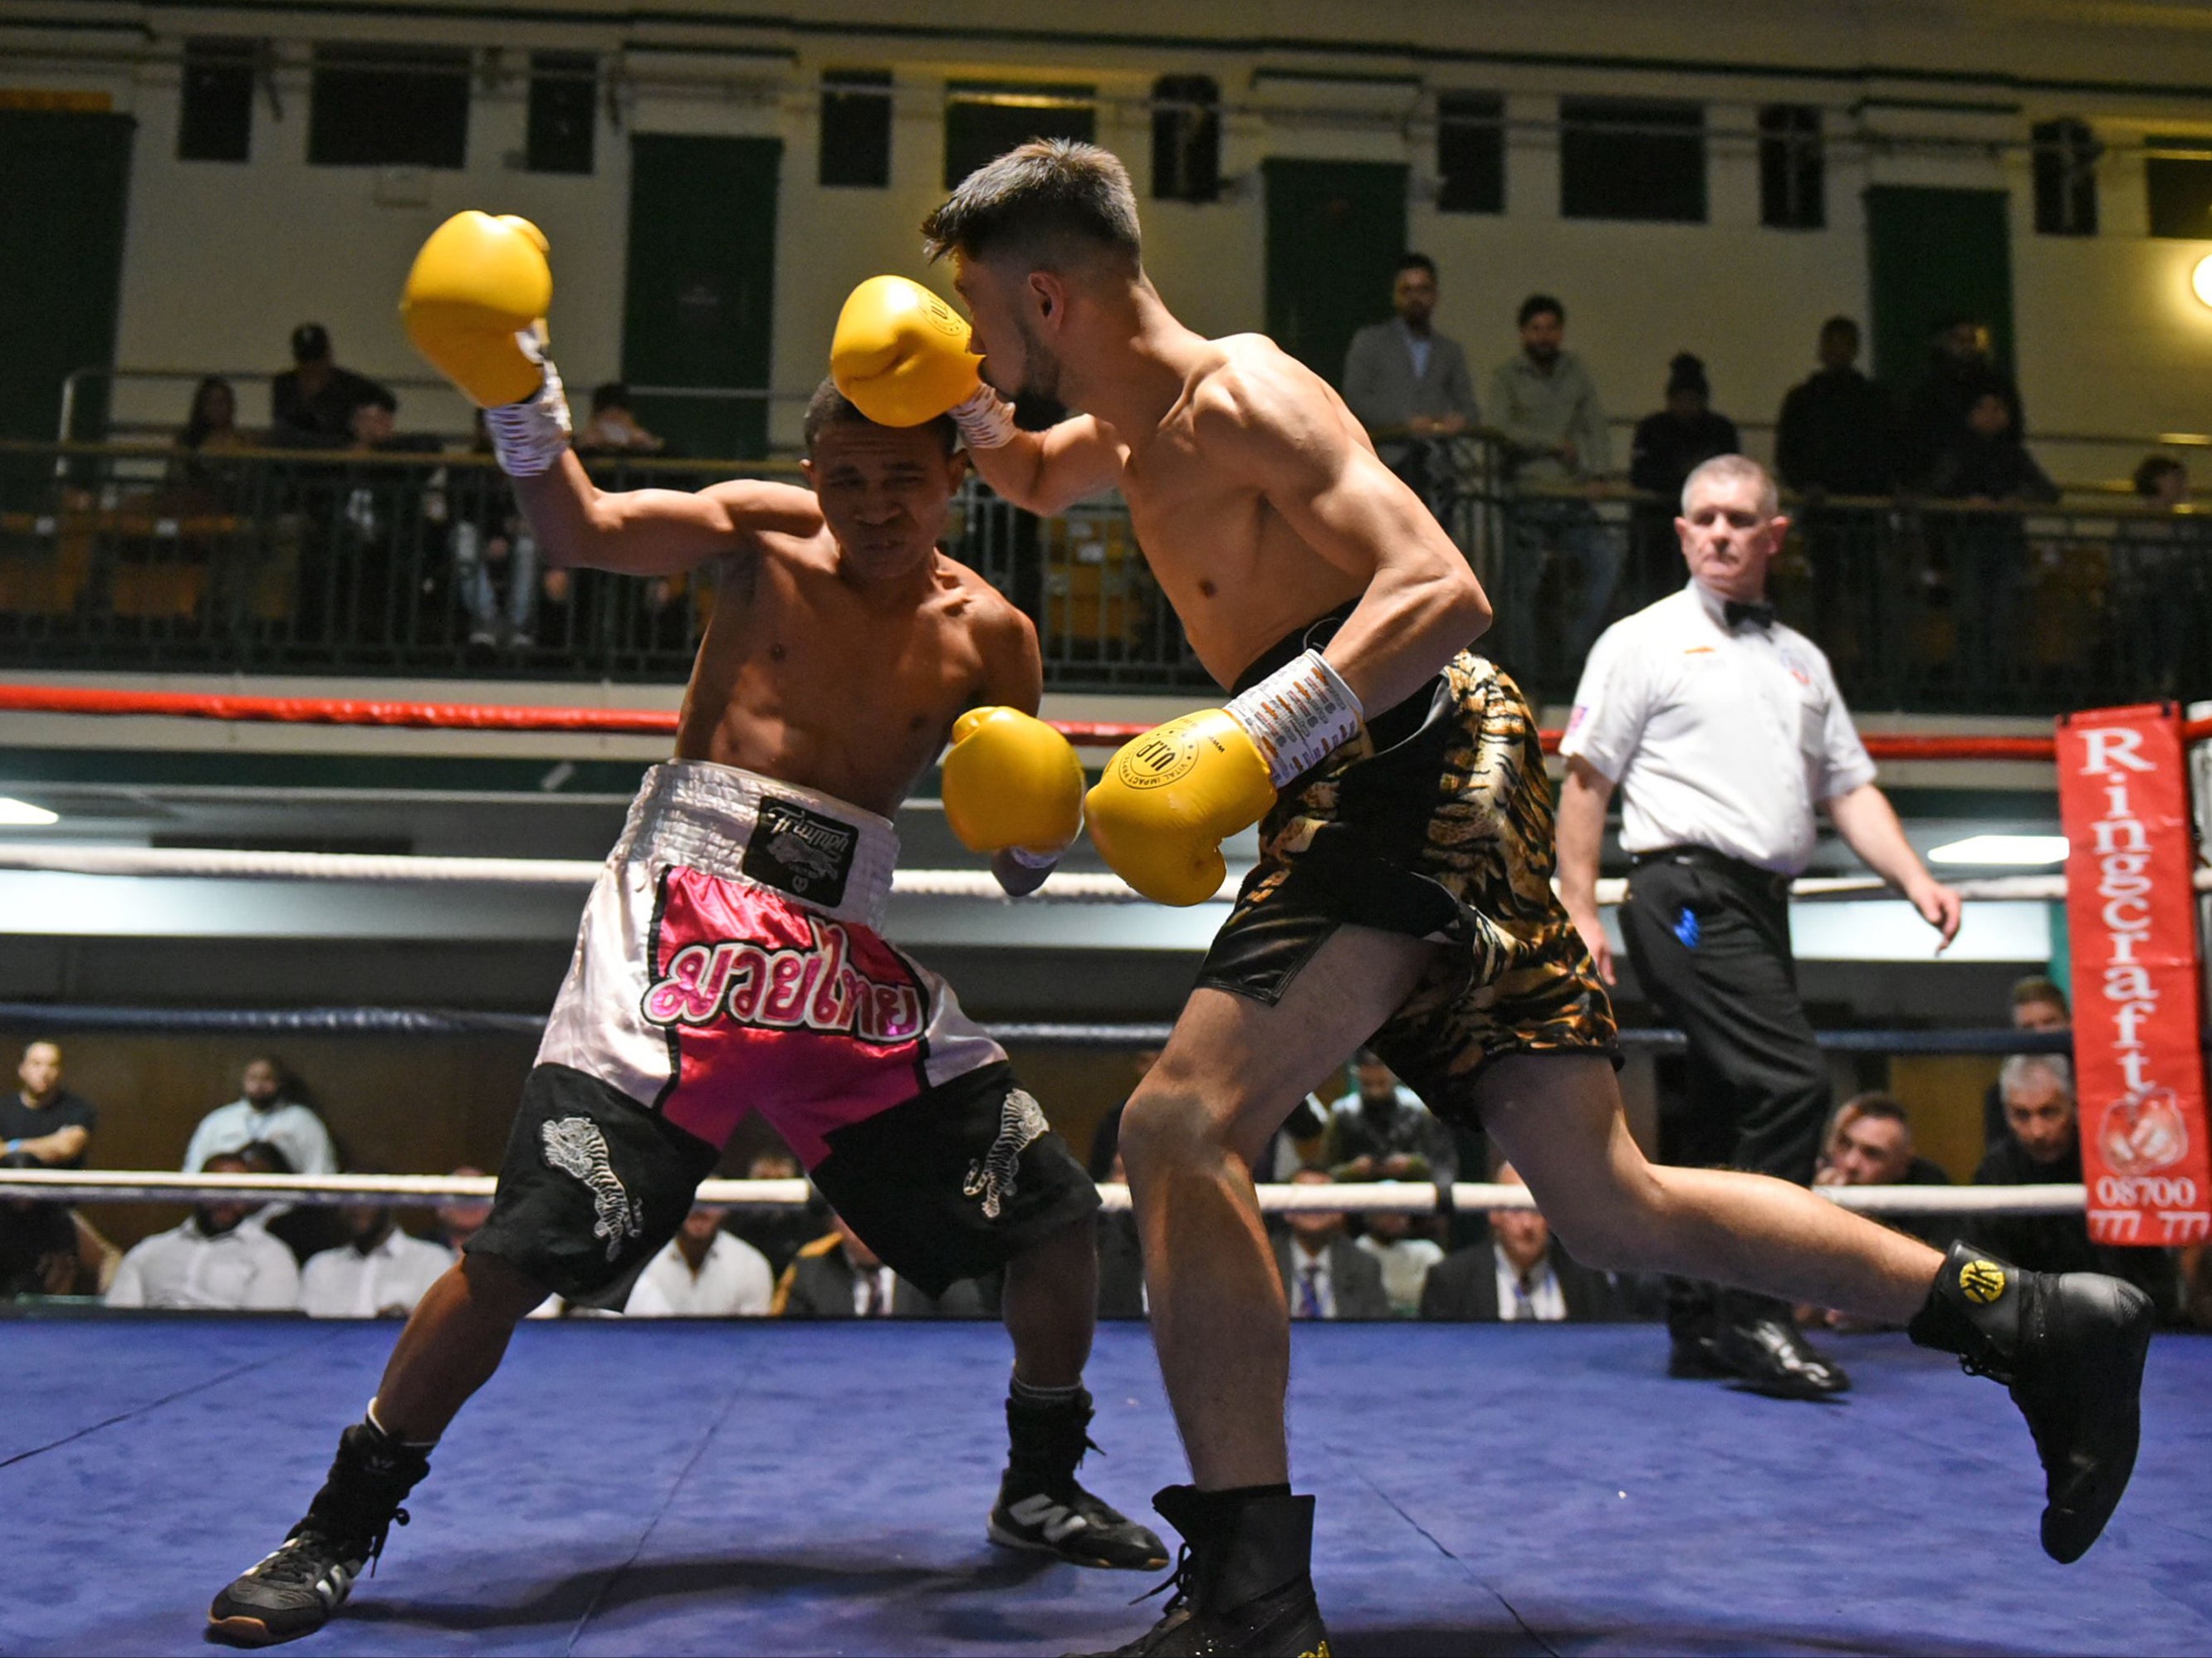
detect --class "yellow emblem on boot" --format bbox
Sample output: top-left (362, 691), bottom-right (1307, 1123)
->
top-left (1959, 1259), bottom-right (2008, 1303)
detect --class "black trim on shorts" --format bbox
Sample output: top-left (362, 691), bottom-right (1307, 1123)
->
top-left (808, 1061), bottom-right (1099, 1297)
top-left (468, 1063), bottom-right (721, 1309)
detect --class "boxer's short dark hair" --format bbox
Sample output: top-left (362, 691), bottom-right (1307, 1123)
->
top-left (802, 378), bottom-right (957, 457)
top-left (922, 139), bottom-right (1142, 271)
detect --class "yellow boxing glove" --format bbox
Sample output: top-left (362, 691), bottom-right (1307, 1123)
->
top-left (401, 211), bottom-right (571, 475)
top-left (1086, 652), bottom-right (1366, 906)
top-left (830, 276), bottom-right (1016, 449)
top-left (942, 707), bottom-right (1085, 867)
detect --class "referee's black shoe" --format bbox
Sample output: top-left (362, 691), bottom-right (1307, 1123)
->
top-left (208, 1418), bottom-right (429, 1646)
top-left (1708, 1291), bottom-right (1852, 1399)
top-left (1911, 1241), bottom-right (2155, 1563)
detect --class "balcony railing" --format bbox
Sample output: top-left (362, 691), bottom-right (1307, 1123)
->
top-left (0, 439), bottom-right (2203, 712)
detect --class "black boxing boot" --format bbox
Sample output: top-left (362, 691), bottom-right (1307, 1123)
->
top-left (1076, 1484), bottom-right (1329, 1658)
top-left (1909, 1241), bottom-right (2155, 1563)
top-left (208, 1414), bottom-right (431, 1646)
top-left (990, 1382), bottom-right (1168, 1570)
top-left (1709, 1289), bottom-right (1851, 1399)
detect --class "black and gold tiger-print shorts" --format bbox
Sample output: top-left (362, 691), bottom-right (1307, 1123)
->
top-left (1195, 646), bottom-right (1618, 1125)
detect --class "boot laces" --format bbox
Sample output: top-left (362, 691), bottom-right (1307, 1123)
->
top-left (1132, 1540), bottom-right (1192, 1611)
top-left (269, 1509), bottom-right (410, 1584)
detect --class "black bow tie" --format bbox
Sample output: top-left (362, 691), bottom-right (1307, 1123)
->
top-left (1724, 599), bottom-right (1777, 631)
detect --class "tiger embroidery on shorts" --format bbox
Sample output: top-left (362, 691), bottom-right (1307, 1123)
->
top-left (540, 1116), bottom-right (646, 1262)
top-left (962, 1088), bottom-right (1049, 1220)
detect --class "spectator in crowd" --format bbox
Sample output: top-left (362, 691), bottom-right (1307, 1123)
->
top-left (0, 1152), bottom-right (81, 1298)
top-left (1324, 1051), bottom-right (1456, 1187)
top-left (2134, 452), bottom-right (2190, 511)
top-left (1419, 1163), bottom-right (1618, 1322)
top-left (434, 1167), bottom-right (492, 1253)
top-left (1815, 1091), bottom-right (1954, 1245)
top-left (1926, 390), bottom-right (2058, 506)
top-left (452, 409), bottom-right (546, 652)
top-left (1087, 1048), bottom-right (1161, 1179)
top-left (299, 1199), bottom-right (454, 1320)
top-left (1628, 355), bottom-right (1740, 603)
top-left (1275, 1168), bottom-right (1390, 1321)
top-left (184, 1057), bottom-right (338, 1178)
top-left (235, 1139), bottom-right (345, 1264)
top-left (2121, 456), bottom-right (2204, 697)
top-left (1985, 976), bottom-right (2071, 1147)
top-left (577, 384), bottom-right (667, 455)
top-left (1355, 1206), bottom-right (1444, 1317)
top-left (1342, 253), bottom-right (1481, 518)
top-left (1629, 355), bottom-right (1740, 508)
top-left (1973, 1055), bottom-right (2173, 1305)
top-left (1489, 293), bottom-right (1617, 673)
top-left (1901, 315), bottom-right (2025, 486)
top-left (178, 376), bottom-right (247, 453)
top-left (1774, 317), bottom-right (1896, 500)
top-left (623, 1202), bottom-right (773, 1318)
top-left (773, 1211), bottom-right (989, 1318)
top-left (726, 1147), bottom-right (820, 1278)
top-left (105, 1152), bottom-right (301, 1311)
top-left (5, 1040), bottom-right (96, 1167)
top-left (270, 324), bottom-right (392, 449)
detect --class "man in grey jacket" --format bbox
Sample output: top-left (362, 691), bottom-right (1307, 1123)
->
top-left (1342, 254), bottom-right (1480, 519)
top-left (1488, 293), bottom-right (1618, 679)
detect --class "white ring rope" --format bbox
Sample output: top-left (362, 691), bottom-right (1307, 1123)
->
top-left (0, 1168), bottom-right (2089, 1216)
top-left (0, 843), bottom-right (2173, 906)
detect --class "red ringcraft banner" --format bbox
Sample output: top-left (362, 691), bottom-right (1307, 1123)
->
top-left (2055, 703), bottom-right (2212, 1246)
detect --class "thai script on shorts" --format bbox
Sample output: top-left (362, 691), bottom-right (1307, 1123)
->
top-left (640, 917), bottom-right (922, 1042)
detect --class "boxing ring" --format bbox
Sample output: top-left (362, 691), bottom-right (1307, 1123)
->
top-left (2, 687), bottom-right (2210, 1655)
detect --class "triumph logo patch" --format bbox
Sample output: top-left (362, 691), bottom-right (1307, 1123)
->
top-left (963, 1088), bottom-right (1050, 1220)
top-left (742, 798), bottom-right (858, 907)
top-left (540, 1116), bottom-right (645, 1262)
top-left (1959, 1259), bottom-right (2008, 1304)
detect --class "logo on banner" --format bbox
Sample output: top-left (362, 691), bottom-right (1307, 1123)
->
top-left (2056, 705), bottom-right (2212, 1247)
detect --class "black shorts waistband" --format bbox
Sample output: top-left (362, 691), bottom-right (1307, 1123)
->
top-left (1630, 845), bottom-right (1794, 899)
top-left (1231, 599), bottom-right (1436, 751)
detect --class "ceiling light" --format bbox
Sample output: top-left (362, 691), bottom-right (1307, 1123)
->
top-left (1926, 834), bottom-right (2070, 866)
top-left (2195, 254), bottom-right (2212, 309)
top-left (0, 798), bottom-right (57, 826)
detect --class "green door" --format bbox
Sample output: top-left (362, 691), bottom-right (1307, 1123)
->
top-left (1863, 186), bottom-right (2015, 392)
top-left (1263, 159), bottom-right (1408, 388)
top-left (622, 134), bottom-right (781, 460)
top-left (0, 112), bottom-right (135, 440)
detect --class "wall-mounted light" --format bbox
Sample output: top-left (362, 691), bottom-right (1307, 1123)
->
top-left (2193, 252), bottom-right (2212, 308)
top-left (1926, 833), bottom-right (2070, 866)
top-left (0, 798), bottom-right (58, 827)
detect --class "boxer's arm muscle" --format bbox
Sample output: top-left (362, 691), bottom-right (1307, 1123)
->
top-left (512, 454), bottom-right (820, 575)
top-left (1202, 369), bottom-right (1491, 712)
top-left (962, 415), bottom-right (1124, 516)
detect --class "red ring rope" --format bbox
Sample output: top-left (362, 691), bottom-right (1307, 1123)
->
top-left (0, 684), bottom-right (2198, 760)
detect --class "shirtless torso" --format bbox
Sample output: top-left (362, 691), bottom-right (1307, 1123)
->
top-left (515, 426), bottom-right (1040, 821)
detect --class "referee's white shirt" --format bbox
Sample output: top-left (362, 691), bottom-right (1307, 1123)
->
top-left (1560, 581), bottom-right (1876, 876)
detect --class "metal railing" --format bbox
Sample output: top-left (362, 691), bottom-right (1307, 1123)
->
top-left (1, 438), bottom-right (2203, 710)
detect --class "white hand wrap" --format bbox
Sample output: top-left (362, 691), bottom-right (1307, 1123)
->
top-left (948, 384), bottom-right (1017, 451)
top-left (482, 340), bottom-right (572, 477)
top-left (1224, 649), bottom-right (1365, 787)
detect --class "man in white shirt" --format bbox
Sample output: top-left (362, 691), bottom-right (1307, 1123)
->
top-left (106, 1152), bottom-right (301, 1312)
top-left (1353, 1208), bottom-right (1443, 1318)
top-left (1556, 453), bottom-right (1961, 1399)
top-left (623, 1202), bottom-right (772, 1318)
top-left (183, 1056), bottom-right (339, 1178)
top-left (301, 1206), bottom-right (454, 1319)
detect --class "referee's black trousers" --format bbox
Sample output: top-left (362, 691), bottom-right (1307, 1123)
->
top-left (1617, 849), bottom-right (1830, 1189)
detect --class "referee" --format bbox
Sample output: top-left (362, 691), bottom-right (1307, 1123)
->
top-left (1556, 454), bottom-right (1961, 1397)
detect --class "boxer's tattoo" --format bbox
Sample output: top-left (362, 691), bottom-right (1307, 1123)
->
top-left (540, 1116), bottom-right (645, 1262)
